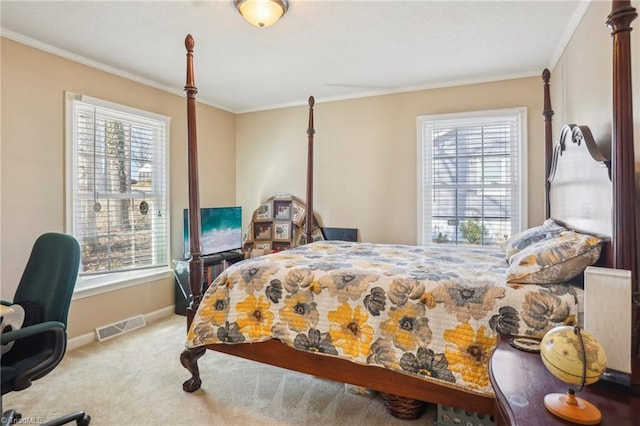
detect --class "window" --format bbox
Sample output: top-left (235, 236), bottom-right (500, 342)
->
top-left (417, 108), bottom-right (527, 247)
top-left (66, 93), bottom-right (170, 289)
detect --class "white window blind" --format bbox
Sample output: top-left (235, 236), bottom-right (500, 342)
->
top-left (417, 108), bottom-right (527, 247)
top-left (66, 94), bottom-right (170, 276)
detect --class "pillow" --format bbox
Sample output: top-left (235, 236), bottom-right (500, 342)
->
top-left (501, 218), bottom-right (568, 261)
top-left (506, 231), bottom-right (602, 284)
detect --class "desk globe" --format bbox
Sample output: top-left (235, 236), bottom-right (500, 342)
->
top-left (540, 325), bottom-right (607, 425)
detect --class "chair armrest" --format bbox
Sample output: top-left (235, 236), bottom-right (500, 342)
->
top-left (1, 321), bottom-right (65, 345)
top-left (1, 321), bottom-right (66, 391)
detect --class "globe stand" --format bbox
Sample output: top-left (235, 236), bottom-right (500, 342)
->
top-left (544, 389), bottom-right (602, 425)
top-left (541, 326), bottom-right (606, 426)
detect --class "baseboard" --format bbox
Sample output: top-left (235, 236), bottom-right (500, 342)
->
top-left (144, 305), bottom-right (175, 324)
top-left (67, 305), bottom-right (175, 352)
top-left (67, 332), bottom-right (95, 352)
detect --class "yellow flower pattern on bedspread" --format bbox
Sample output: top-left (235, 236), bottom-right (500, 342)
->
top-left (186, 241), bottom-right (580, 396)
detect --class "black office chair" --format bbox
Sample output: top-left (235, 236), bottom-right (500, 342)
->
top-left (1, 232), bottom-right (90, 426)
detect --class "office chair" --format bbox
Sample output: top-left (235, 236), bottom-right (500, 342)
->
top-left (1, 232), bottom-right (90, 426)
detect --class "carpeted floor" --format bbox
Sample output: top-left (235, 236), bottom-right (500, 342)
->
top-left (2, 314), bottom-right (437, 425)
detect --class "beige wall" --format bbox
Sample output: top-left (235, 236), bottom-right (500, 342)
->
top-left (0, 38), bottom-right (237, 338)
top-left (552, 0), bottom-right (639, 157)
top-left (237, 78), bottom-right (546, 245)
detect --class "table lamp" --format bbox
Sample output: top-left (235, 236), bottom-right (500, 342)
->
top-left (540, 325), bottom-right (607, 425)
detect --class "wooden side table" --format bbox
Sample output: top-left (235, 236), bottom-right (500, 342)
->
top-left (489, 334), bottom-right (640, 425)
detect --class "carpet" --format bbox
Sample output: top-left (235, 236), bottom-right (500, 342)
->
top-left (2, 315), bottom-right (436, 425)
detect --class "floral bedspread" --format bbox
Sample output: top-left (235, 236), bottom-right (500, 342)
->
top-left (186, 241), bottom-right (580, 396)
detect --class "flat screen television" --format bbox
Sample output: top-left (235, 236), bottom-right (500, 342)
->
top-left (183, 206), bottom-right (242, 258)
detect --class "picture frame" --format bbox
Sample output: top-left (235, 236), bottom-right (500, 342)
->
top-left (273, 221), bottom-right (291, 241)
top-left (274, 200), bottom-right (292, 220)
top-left (294, 229), bottom-right (305, 247)
top-left (255, 201), bottom-right (273, 221)
top-left (273, 193), bottom-right (293, 200)
top-left (311, 227), bottom-right (324, 242)
top-left (272, 241), bottom-right (290, 252)
top-left (243, 226), bottom-right (253, 244)
top-left (292, 200), bottom-right (306, 226)
top-left (254, 222), bottom-right (272, 240)
top-left (293, 227), bottom-right (323, 246)
top-left (254, 241), bottom-right (272, 250)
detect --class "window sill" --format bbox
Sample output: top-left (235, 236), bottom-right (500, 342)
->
top-left (72, 267), bottom-right (172, 300)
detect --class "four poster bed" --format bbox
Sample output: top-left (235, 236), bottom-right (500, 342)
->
top-left (180, 0), bottom-right (638, 419)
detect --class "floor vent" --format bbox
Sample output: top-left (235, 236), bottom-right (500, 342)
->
top-left (95, 314), bottom-right (146, 342)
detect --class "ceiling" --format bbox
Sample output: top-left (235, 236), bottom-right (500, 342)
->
top-left (0, 1), bottom-right (588, 113)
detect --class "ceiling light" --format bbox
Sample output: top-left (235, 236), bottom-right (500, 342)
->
top-left (234, 0), bottom-right (289, 28)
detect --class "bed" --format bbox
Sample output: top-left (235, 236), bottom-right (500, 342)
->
top-left (180, 0), bottom-right (638, 418)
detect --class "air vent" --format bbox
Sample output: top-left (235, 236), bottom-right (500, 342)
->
top-left (95, 314), bottom-right (146, 342)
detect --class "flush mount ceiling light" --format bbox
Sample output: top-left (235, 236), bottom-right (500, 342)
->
top-left (234, 0), bottom-right (289, 28)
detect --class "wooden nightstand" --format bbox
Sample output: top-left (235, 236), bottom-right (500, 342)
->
top-left (489, 334), bottom-right (640, 425)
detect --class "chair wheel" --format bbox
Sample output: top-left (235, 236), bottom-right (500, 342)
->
top-left (77, 414), bottom-right (91, 426)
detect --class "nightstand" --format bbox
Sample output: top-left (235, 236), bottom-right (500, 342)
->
top-left (489, 334), bottom-right (640, 425)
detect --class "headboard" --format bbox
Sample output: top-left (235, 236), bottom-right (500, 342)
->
top-left (548, 124), bottom-right (613, 266)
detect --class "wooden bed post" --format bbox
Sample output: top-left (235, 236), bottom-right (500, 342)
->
top-left (542, 68), bottom-right (554, 219)
top-left (305, 96), bottom-right (315, 243)
top-left (606, 1), bottom-right (638, 358)
top-left (181, 34), bottom-right (206, 393)
top-left (184, 34), bottom-right (204, 327)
